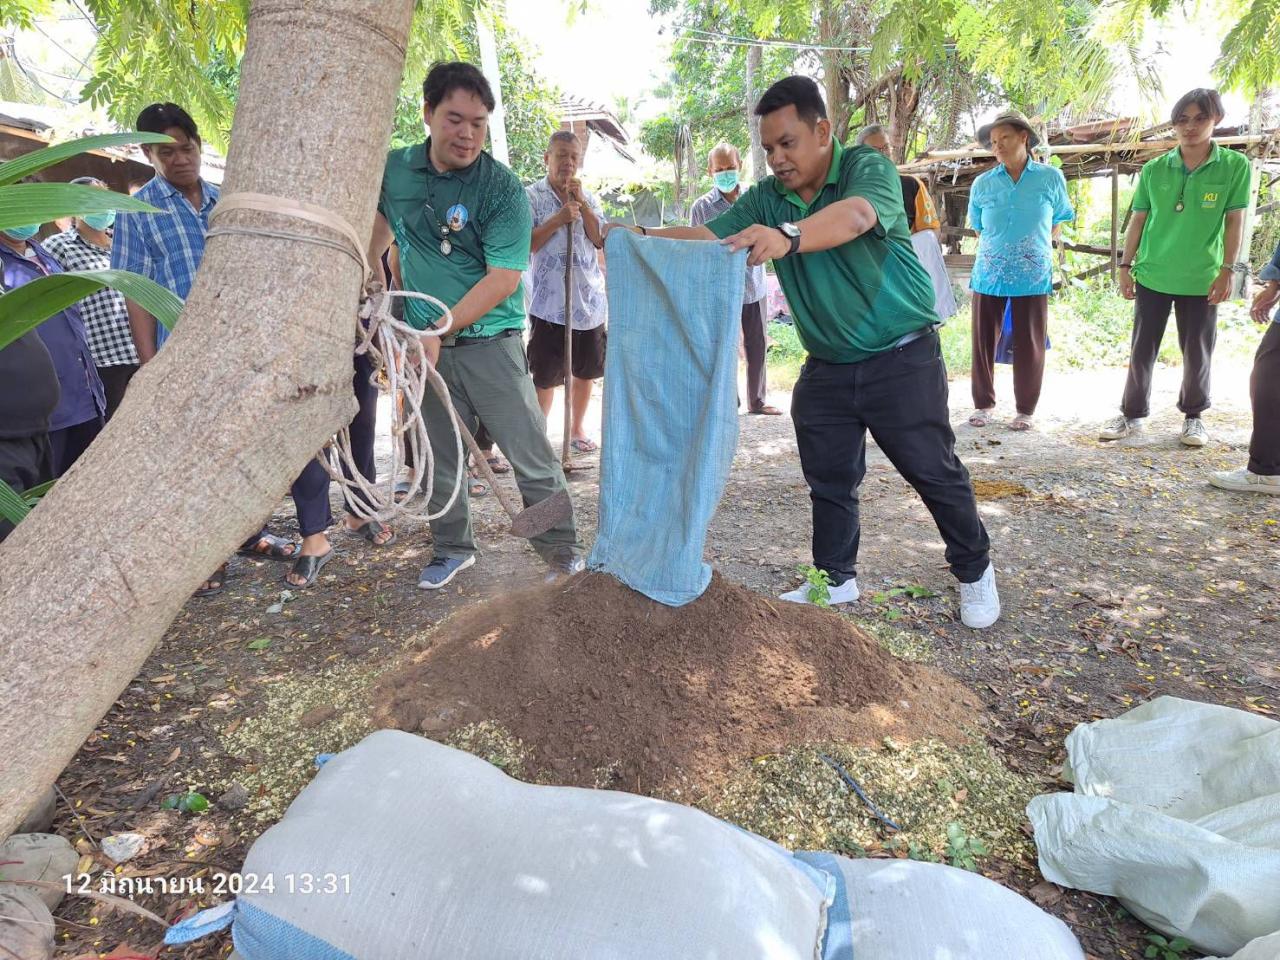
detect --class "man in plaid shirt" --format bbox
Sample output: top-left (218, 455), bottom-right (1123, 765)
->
top-left (44, 177), bottom-right (139, 419)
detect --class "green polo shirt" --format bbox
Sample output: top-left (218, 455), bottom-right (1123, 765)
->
top-left (1132, 143), bottom-right (1252, 297)
top-left (378, 140), bottom-right (531, 335)
top-left (703, 139), bottom-right (937, 363)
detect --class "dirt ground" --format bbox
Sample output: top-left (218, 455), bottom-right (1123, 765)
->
top-left (40, 355), bottom-right (1279, 960)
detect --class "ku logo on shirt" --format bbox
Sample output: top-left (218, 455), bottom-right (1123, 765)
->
top-left (1201, 191), bottom-right (1220, 208)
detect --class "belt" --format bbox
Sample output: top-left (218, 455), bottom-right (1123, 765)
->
top-left (441, 328), bottom-right (522, 348)
top-left (892, 325), bottom-right (939, 349)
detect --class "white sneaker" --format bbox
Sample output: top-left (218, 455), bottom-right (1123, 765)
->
top-left (780, 577), bottom-right (860, 606)
top-left (1209, 467), bottom-right (1280, 495)
top-left (1099, 415), bottom-right (1143, 440)
top-left (1180, 418), bottom-right (1208, 447)
top-left (959, 564), bottom-right (1000, 629)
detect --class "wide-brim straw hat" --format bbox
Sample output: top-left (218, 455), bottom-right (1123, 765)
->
top-left (978, 110), bottom-right (1041, 149)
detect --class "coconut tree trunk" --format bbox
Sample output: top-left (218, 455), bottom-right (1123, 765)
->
top-left (0, 0), bottom-right (414, 839)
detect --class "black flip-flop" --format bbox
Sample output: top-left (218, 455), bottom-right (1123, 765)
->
top-left (285, 549), bottom-right (335, 588)
top-left (237, 533), bottom-right (299, 561)
top-left (347, 519), bottom-right (397, 547)
top-left (194, 562), bottom-right (228, 598)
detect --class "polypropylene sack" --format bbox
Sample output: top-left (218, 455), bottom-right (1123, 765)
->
top-left (167, 730), bottom-right (831, 960)
top-left (1028, 696), bottom-right (1280, 956)
top-left (588, 229), bottom-right (747, 605)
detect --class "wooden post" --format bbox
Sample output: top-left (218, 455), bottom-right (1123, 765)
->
top-left (1110, 165), bottom-right (1119, 281)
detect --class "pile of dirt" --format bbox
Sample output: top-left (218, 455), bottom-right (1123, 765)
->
top-left (373, 572), bottom-right (984, 793)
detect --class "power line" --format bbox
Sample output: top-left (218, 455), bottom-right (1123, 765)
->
top-left (674, 26), bottom-right (959, 54)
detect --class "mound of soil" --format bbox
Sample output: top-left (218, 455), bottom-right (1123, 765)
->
top-left (373, 572), bottom-right (984, 792)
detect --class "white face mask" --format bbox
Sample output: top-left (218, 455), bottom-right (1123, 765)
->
top-left (712, 170), bottom-right (740, 193)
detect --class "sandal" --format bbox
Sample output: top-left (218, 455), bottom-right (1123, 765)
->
top-left (194, 562), bottom-right (228, 598)
top-left (968, 408), bottom-right (996, 427)
top-left (485, 455), bottom-right (511, 474)
top-left (467, 468), bottom-right (488, 498)
top-left (570, 437), bottom-right (599, 453)
top-left (237, 533), bottom-right (298, 561)
top-left (347, 519), bottom-right (396, 547)
top-left (285, 549), bottom-right (334, 588)
top-left (393, 480), bottom-right (414, 504)
top-left (1008, 414), bottom-right (1035, 432)
top-left (749, 404), bottom-right (784, 416)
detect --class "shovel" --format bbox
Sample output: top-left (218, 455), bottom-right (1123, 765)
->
top-left (560, 218), bottom-right (592, 473)
top-left (454, 413), bottom-right (571, 539)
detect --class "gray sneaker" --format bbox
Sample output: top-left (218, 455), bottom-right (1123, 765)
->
top-left (1099, 415), bottom-right (1143, 441)
top-left (1180, 418), bottom-right (1208, 447)
top-left (417, 554), bottom-right (475, 590)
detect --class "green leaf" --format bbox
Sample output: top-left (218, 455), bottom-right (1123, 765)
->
top-left (0, 183), bottom-right (160, 232)
top-left (1167, 939), bottom-right (1190, 952)
top-left (0, 478), bottom-right (31, 526)
top-left (1143, 948), bottom-right (1158, 959)
top-left (246, 637), bottom-right (272, 650)
top-left (0, 132), bottom-right (173, 186)
top-left (20, 479), bottom-right (55, 503)
top-left (904, 585), bottom-right (940, 599)
top-left (0, 270), bottom-right (182, 351)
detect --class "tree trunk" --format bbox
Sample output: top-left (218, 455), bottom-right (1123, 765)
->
top-left (818, 0), bottom-right (851, 144)
top-left (745, 42), bottom-right (765, 181)
top-left (0, 0), bottom-right (414, 839)
top-left (888, 75), bottom-right (920, 163)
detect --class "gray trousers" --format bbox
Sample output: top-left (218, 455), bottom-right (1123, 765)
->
top-left (422, 332), bottom-right (581, 561)
top-left (1121, 283), bottom-right (1217, 419)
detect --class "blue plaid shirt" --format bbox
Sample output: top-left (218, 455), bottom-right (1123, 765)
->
top-left (110, 175), bottom-right (219, 348)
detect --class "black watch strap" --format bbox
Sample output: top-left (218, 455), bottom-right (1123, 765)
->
top-left (778, 226), bottom-right (801, 256)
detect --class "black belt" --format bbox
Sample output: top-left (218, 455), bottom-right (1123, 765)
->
top-left (440, 328), bottom-right (522, 348)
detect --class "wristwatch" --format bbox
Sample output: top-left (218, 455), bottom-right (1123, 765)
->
top-left (1227, 261), bottom-right (1248, 273)
top-left (777, 222), bottom-right (801, 256)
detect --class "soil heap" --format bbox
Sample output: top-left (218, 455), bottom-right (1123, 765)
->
top-left (373, 572), bottom-right (983, 792)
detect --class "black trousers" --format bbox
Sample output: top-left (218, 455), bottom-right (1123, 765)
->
top-left (344, 350), bottom-right (380, 515)
top-left (1121, 283), bottom-right (1217, 419)
top-left (49, 416), bottom-right (104, 477)
top-left (96, 364), bottom-right (138, 421)
top-left (1249, 322), bottom-right (1280, 476)
top-left (0, 433), bottom-right (52, 543)
top-left (791, 331), bottom-right (990, 585)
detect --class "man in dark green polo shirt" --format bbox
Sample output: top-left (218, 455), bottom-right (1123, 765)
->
top-left (369, 61), bottom-right (581, 589)
top-left (606, 75), bottom-right (999, 629)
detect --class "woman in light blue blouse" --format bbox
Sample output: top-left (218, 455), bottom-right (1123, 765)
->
top-left (967, 110), bottom-right (1074, 431)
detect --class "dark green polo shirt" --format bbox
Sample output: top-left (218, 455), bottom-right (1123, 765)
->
top-left (703, 139), bottom-right (938, 363)
top-left (378, 140), bottom-right (531, 335)
top-left (1132, 143), bottom-right (1252, 297)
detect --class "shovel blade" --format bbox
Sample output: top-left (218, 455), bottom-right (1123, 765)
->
top-left (509, 488), bottom-right (572, 539)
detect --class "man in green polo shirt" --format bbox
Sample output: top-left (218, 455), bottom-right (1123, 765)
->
top-left (1099, 87), bottom-right (1252, 447)
top-left (606, 75), bottom-right (999, 629)
top-left (369, 61), bottom-right (582, 589)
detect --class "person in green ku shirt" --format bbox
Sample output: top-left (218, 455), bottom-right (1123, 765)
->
top-left (369, 61), bottom-right (582, 590)
top-left (1099, 88), bottom-right (1253, 448)
top-left (606, 76), bottom-right (1000, 629)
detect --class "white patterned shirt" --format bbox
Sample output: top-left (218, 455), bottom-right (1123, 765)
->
top-left (43, 227), bottom-right (139, 367)
top-left (690, 187), bottom-right (766, 305)
top-left (525, 177), bottom-right (608, 330)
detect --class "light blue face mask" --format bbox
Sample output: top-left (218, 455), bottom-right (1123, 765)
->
top-left (712, 170), bottom-right (740, 193)
top-left (81, 211), bottom-right (115, 231)
top-left (2, 224), bottom-right (41, 241)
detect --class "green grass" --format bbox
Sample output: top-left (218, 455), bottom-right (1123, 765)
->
top-left (767, 279), bottom-right (1264, 385)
